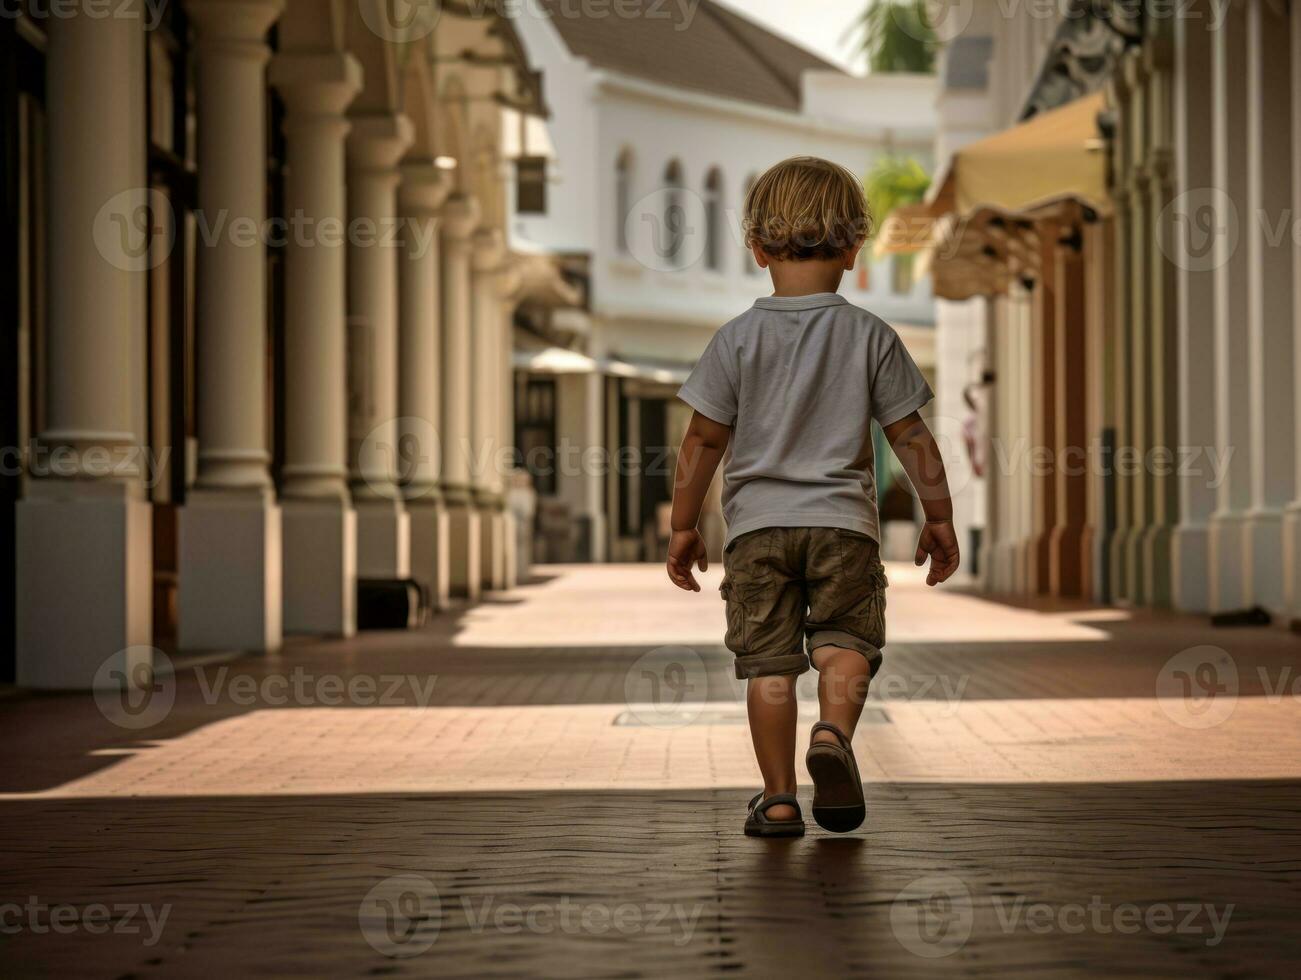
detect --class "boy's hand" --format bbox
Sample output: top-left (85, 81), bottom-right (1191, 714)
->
top-left (666, 529), bottom-right (709, 592)
top-left (915, 520), bottom-right (960, 586)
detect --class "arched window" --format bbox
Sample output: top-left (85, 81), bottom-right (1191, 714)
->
top-left (704, 167), bottom-right (724, 272)
top-left (663, 159), bottom-right (684, 266)
top-left (615, 148), bottom-right (634, 253)
top-left (743, 173), bottom-right (763, 276)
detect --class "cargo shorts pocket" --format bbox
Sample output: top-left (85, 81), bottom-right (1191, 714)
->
top-left (720, 532), bottom-right (775, 655)
top-left (814, 529), bottom-right (888, 652)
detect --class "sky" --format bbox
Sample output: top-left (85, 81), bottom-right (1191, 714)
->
top-left (713, 0), bottom-right (869, 74)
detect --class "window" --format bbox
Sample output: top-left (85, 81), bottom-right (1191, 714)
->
top-left (703, 167), bottom-right (723, 272)
top-left (663, 159), bottom-right (684, 266)
top-left (516, 155), bottom-right (547, 214)
top-left (615, 148), bottom-right (633, 253)
top-left (515, 375), bottom-right (557, 496)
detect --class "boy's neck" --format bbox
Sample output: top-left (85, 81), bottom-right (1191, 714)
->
top-left (767, 257), bottom-right (847, 298)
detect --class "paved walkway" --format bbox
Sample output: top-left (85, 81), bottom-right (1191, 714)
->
top-left (2, 565), bottom-right (1300, 977)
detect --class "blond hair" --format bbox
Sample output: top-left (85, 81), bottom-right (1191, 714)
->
top-left (744, 156), bottom-right (872, 262)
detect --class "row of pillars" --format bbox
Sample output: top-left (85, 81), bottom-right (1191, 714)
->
top-left (982, 0), bottom-right (1301, 621)
top-left (16, 1), bottom-right (517, 688)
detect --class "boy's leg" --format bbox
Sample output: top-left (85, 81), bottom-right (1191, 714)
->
top-left (746, 674), bottom-right (799, 820)
top-left (810, 646), bottom-right (871, 744)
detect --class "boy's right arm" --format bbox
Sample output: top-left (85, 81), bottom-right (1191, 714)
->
top-left (665, 411), bottom-right (731, 592)
top-left (881, 411), bottom-right (961, 586)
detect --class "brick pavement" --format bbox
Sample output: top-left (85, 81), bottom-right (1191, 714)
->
top-left (1, 564), bottom-right (1300, 977)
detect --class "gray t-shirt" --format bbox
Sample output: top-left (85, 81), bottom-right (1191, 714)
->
top-left (678, 292), bottom-right (932, 548)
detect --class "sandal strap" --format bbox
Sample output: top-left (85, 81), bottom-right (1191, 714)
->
top-left (752, 792), bottom-right (801, 818)
top-left (810, 721), bottom-right (854, 753)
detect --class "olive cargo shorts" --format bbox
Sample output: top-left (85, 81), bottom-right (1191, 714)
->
top-left (720, 527), bottom-right (887, 680)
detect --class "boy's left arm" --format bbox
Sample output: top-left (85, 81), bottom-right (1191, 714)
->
top-left (665, 411), bottom-right (731, 592)
top-left (881, 411), bottom-right (961, 586)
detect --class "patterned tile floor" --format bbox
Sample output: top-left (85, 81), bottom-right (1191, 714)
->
top-left (1, 564), bottom-right (1299, 977)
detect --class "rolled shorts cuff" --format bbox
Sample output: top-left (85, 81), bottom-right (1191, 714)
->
top-left (807, 630), bottom-right (884, 675)
top-left (734, 651), bottom-right (810, 680)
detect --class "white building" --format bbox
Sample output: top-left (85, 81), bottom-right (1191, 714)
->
top-left (507, 0), bottom-right (937, 562)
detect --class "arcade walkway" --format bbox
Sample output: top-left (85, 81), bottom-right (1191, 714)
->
top-left (1, 564), bottom-right (1299, 977)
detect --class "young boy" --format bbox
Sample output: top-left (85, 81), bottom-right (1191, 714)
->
top-left (666, 156), bottom-right (959, 837)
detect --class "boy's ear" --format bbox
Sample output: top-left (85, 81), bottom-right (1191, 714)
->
top-left (750, 243), bottom-right (770, 269)
top-left (843, 239), bottom-right (865, 271)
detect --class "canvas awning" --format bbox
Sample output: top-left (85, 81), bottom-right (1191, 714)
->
top-left (874, 91), bottom-right (1107, 260)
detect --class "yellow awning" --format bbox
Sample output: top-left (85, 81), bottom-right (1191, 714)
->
top-left (946, 91), bottom-right (1107, 215)
top-left (875, 92), bottom-right (1107, 260)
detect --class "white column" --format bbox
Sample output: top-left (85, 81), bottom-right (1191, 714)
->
top-left (500, 275), bottom-right (520, 589)
top-left (1208, 0), bottom-right (1254, 613)
top-left (17, 5), bottom-right (151, 689)
top-left (440, 194), bottom-right (482, 598)
top-left (399, 163), bottom-right (453, 611)
top-left (269, 51), bottom-right (361, 637)
top-left (1124, 54), bottom-right (1152, 606)
top-left (1242, 0), bottom-right (1296, 613)
top-left (178, 0), bottom-right (284, 653)
top-left (1171, 3), bottom-right (1219, 613)
top-left (472, 229), bottom-right (507, 591)
top-left (347, 112), bottom-right (413, 578)
top-left (1285, 0), bottom-right (1301, 626)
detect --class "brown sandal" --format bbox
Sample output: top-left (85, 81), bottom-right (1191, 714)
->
top-left (805, 722), bottom-right (866, 832)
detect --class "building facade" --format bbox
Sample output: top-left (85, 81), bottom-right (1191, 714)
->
top-left (506, 0), bottom-right (938, 563)
top-left (915, 0), bottom-right (1301, 622)
top-left (2, 0), bottom-right (552, 688)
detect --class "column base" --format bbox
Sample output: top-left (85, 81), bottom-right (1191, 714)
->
top-left (1124, 525), bottom-right (1148, 606)
top-left (1284, 504), bottom-right (1301, 623)
top-left (1208, 512), bottom-right (1250, 613)
top-left (16, 492), bottom-right (152, 690)
top-left (282, 499), bottom-right (356, 637)
top-left (447, 500), bottom-right (482, 601)
top-left (1243, 507), bottom-right (1286, 613)
top-left (1142, 522), bottom-right (1175, 608)
top-left (179, 493), bottom-right (282, 652)
top-left (1049, 525), bottom-right (1086, 598)
top-left (502, 510), bottom-right (519, 590)
top-left (1171, 522), bottom-right (1211, 613)
top-left (408, 498), bottom-right (451, 612)
top-left (1107, 527), bottom-right (1130, 605)
top-left (354, 497), bottom-right (411, 579)
top-left (479, 507), bottom-right (506, 591)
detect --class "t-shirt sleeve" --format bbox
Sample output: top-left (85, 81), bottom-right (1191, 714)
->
top-left (678, 328), bottom-right (738, 425)
top-left (870, 330), bottom-right (933, 427)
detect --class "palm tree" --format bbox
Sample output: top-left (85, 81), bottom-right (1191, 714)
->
top-left (850, 0), bottom-right (937, 74)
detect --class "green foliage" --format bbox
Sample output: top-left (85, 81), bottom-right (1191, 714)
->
top-left (864, 155), bottom-right (931, 229)
top-left (850, 0), bottom-right (938, 74)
